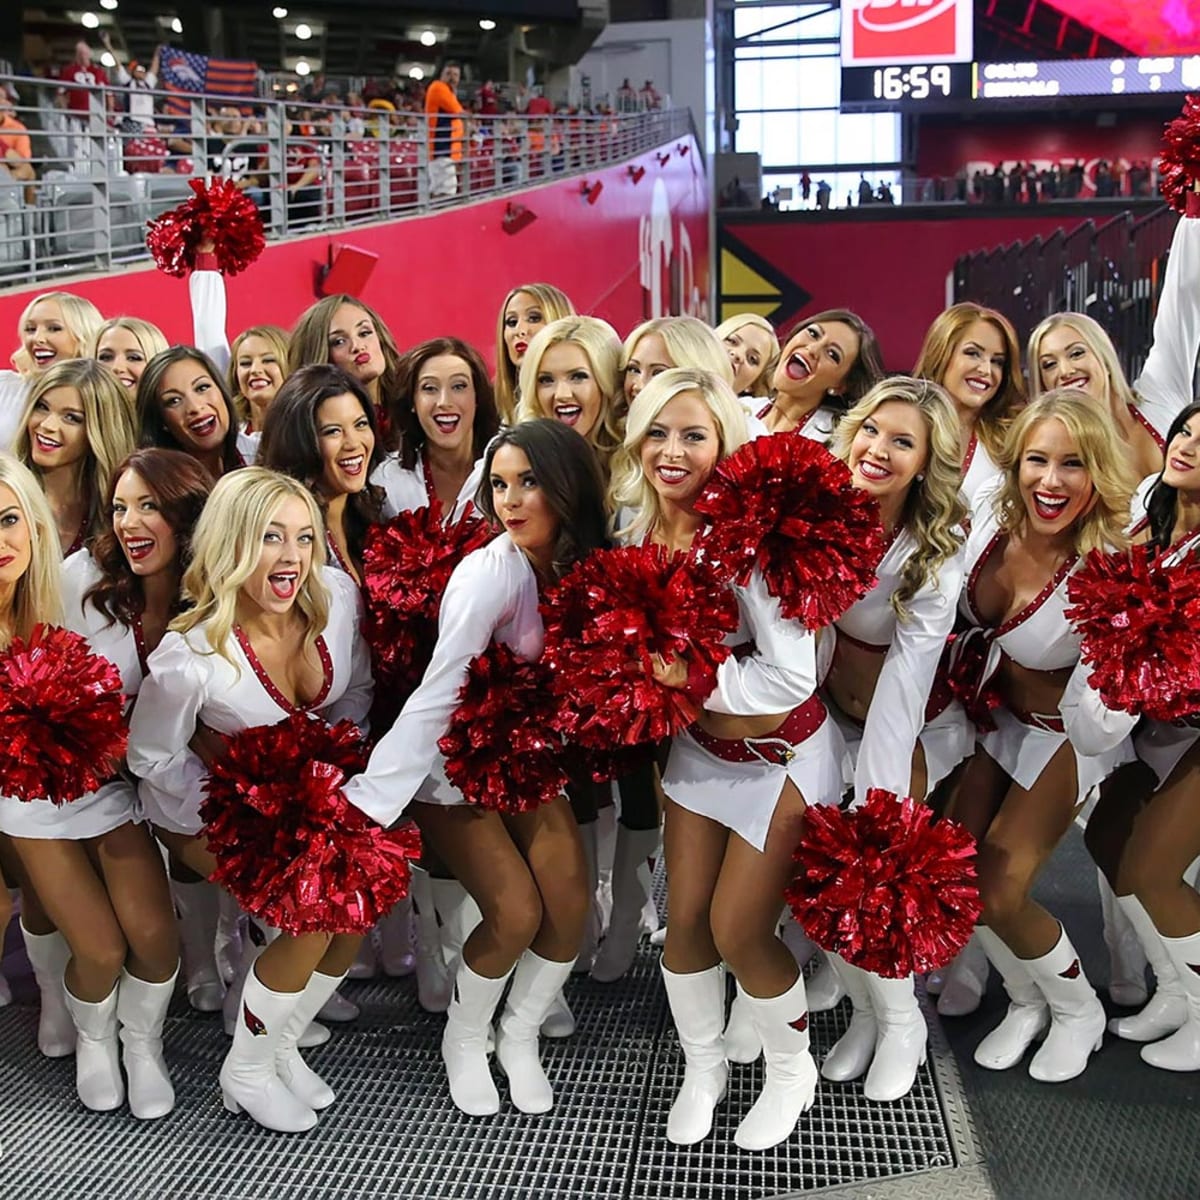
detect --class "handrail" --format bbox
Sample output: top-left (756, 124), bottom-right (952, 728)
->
top-left (0, 72), bottom-right (690, 288)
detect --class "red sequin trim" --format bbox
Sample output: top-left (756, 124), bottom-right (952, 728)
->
top-left (233, 627), bottom-right (334, 714)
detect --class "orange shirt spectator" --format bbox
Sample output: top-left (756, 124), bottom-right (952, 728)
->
top-left (425, 64), bottom-right (464, 162)
top-left (0, 107), bottom-right (33, 164)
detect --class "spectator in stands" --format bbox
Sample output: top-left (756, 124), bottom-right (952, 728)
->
top-left (640, 80), bottom-right (661, 109)
top-left (57, 39), bottom-right (109, 117)
top-left (857, 173), bottom-right (873, 206)
top-left (815, 179), bottom-right (830, 209)
top-left (478, 81), bottom-right (498, 117)
top-left (100, 32), bottom-right (160, 132)
top-left (616, 79), bottom-right (636, 112)
top-left (800, 171), bottom-right (811, 202)
top-left (285, 121), bottom-right (323, 228)
top-left (425, 61), bottom-right (464, 199)
top-left (0, 89), bottom-right (35, 204)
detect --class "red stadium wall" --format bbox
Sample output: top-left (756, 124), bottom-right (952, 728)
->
top-left (719, 209), bottom-right (1121, 368)
top-left (0, 137), bottom-right (709, 370)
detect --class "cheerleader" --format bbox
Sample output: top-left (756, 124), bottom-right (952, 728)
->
top-left (136, 346), bottom-right (243, 478)
top-left (259, 365), bottom-right (384, 585)
top-left (89, 317), bottom-right (169, 393)
top-left (229, 325), bottom-right (290, 464)
top-left (493, 283), bottom-right (574, 425)
top-left (912, 302), bottom-right (1025, 505)
top-left (808, 377), bottom-right (969, 1100)
top-left (1, 292), bottom-right (103, 452)
top-left (610, 368), bottom-right (844, 1150)
top-left (290, 295), bottom-right (404, 441)
top-left (14, 359), bottom-right (137, 554)
top-left (373, 336), bottom-right (501, 521)
top-left (621, 316), bottom-right (734, 406)
top-left (714, 314), bottom-right (780, 399)
top-left (342, 420), bottom-right (608, 1118)
top-left (757, 310), bottom-right (883, 443)
top-left (516, 316), bottom-right (625, 479)
top-left (0, 452), bottom-right (194, 1119)
top-left (127, 468), bottom-right (373, 1132)
top-left (946, 391), bottom-right (1136, 1082)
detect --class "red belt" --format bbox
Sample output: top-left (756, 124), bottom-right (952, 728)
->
top-left (688, 694), bottom-right (827, 766)
top-left (1007, 705), bottom-right (1065, 733)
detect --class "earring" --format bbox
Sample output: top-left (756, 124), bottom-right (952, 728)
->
top-left (915, 473), bottom-right (925, 482)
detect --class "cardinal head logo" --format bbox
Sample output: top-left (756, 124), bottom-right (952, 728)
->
top-left (243, 1003), bottom-right (268, 1036)
top-left (1059, 958), bottom-right (1082, 980)
top-left (789, 1012), bottom-right (809, 1033)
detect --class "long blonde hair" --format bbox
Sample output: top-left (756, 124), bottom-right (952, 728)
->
top-left (1026, 312), bottom-right (1138, 414)
top-left (620, 317), bottom-right (735, 389)
top-left (173, 468), bottom-right (330, 669)
top-left (610, 367), bottom-right (749, 546)
top-left (517, 316), bottom-right (625, 472)
top-left (13, 359), bottom-right (138, 543)
top-left (714, 313), bottom-right (780, 397)
top-left (991, 389), bottom-right (1135, 556)
top-left (0, 454), bottom-right (63, 642)
top-left (493, 283), bottom-right (575, 425)
top-left (833, 376), bottom-right (967, 620)
top-left (86, 316), bottom-right (169, 363)
top-left (12, 292), bottom-right (104, 375)
top-left (228, 324), bottom-right (291, 425)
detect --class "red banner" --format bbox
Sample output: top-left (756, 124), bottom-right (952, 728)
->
top-left (842, 0), bottom-right (974, 66)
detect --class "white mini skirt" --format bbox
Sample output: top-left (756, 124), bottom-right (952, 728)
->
top-left (0, 780), bottom-right (140, 841)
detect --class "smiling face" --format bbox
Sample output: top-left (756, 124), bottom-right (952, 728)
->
top-left (1036, 324), bottom-right (1106, 402)
top-left (315, 392), bottom-right (374, 497)
top-left (941, 319), bottom-right (1007, 415)
top-left (235, 335), bottom-right (286, 412)
top-left (1018, 417), bottom-right (1096, 536)
top-left (96, 326), bottom-right (149, 390)
top-left (536, 341), bottom-right (603, 438)
top-left (112, 469), bottom-right (179, 577)
top-left (488, 443), bottom-right (557, 562)
top-left (772, 320), bottom-right (860, 405)
top-left (639, 390), bottom-right (721, 508)
top-left (503, 291), bottom-right (551, 367)
top-left (724, 324), bottom-right (775, 394)
top-left (415, 354), bottom-right (476, 454)
top-left (240, 495), bottom-right (315, 617)
top-left (624, 332), bottom-right (674, 406)
top-left (27, 386), bottom-right (87, 472)
top-left (0, 483), bottom-right (32, 588)
top-left (847, 400), bottom-right (930, 507)
top-left (22, 299), bottom-right (78, 371)
top-left (158, 359), bottom-right (230, 455)
top-left (1163, 414), bottom-right (1200, 492)
top-left (328, 303), bottom-right (385, 387)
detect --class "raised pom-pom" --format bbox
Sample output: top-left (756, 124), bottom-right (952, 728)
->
top-left (201, 714), bottom-right (421, 934)
top-left (1066, 544), bottom-right (1200, 721)
top-left (541, 544), bottom-right (740, 747)
top-left (1160, 95), bottom-right (1200, 216)
top-left (693, 432), bottom-right (885, 628)
top-left (438, 642), bottom-right (567, 813)
top-left (0, 624), bottom-right (128, 804)
top-left (785, 789), bottom-right (981, 977)
top-left (146, 177), bottom-right (266, 277)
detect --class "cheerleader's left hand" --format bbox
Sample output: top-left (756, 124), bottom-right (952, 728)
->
top-left (651, 652), bottom-right (688, 690)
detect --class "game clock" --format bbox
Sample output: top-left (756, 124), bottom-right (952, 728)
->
top-left (841, 62), bottom-right (973, 109)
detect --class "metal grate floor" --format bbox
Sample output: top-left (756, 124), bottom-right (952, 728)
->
top-left (0, 896), bottom-right (983, 1200)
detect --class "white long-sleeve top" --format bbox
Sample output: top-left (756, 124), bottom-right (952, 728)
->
top-left (0, 370), bottom-right (29, 453)
top-left (189, 269), bottom-right (230, 377)
top-left (127, 567), bottom-right (372, 835)
top-left (961, 432), bottom-right (1000, 508)
top-left (341, 533), bottom-right (543, 827)
top-left (371, 451), bottom-right (484, 522)
top-left (829, 528), bottom-right (965, 803)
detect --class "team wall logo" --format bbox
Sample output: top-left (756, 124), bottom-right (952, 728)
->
top-left (842, 0), bottom-right (975, 66)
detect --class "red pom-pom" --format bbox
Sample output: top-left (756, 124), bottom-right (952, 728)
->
top-left (439, 641), bottom-right (568, 813)
top-left (540, 544), bottom-right (740, 747)
top-left (785, 789), bottom-right (981, 977)
top-left (201, 714), bottom-right (420, 934)
top-left (693, 432), bottom-right (885, 628)
top-left (362, 503), bottom-right (494, 723)
top-left (1066, 544), bottom-right (1200, 721)
top-left (1160, 95), bottom-right (1200, 216)
top-left (0, 624), bottom-right (128, 804)
top-left (146, 177), bottom-right (266, 277)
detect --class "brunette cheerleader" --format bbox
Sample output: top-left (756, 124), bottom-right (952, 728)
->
top-left (493, 283), bottom-right (574, 425)
top-left (127, 469), bottom-right (374, 1132)
top-left (946, 391), bottom-right (1136, 1082)
top-left (610, 368), bottom-right (844, 1150)
top-left (342, 420), bottom-right (608, 1117)
top-left (714, 313), bottom-right (780, 399)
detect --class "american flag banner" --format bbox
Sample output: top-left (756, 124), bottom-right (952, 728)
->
top-left (159, 48), bottom-right (258, 115)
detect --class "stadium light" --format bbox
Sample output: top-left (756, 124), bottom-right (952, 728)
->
top-left (420, 31), bottom-right (437, 47)
top-left (409, 67), bottom-right (424, 80)
top-left (272, 6), bottom-right (288, 16)
top-left (170, 17), bottom-right (182, 34)
top-left (100, 0), bottom-right (120, 10)
top-left (295, 60), bottom-right (311, 76)
top-left (479, 19), bottom-right (496, 31)
top-left (81, 12), bottom-right (100, 28)
top-left (295, 23), bottom-right (312, 40)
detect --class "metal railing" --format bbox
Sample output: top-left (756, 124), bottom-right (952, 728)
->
top-left (953, 206), bottom-right (1179, 381)
top-left (0, 73), bottom-right (690, 287)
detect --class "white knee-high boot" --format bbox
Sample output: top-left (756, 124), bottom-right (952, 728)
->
top-left (661, 963), bottom-right (727, 1145)
top-left (1108, 895), bottom-right (1187, 1042)
top-left (442, 959), bottom-right (513, 1116)
top-left (1023, 926), bottom-right (1106, 1083)
top-left (20, 923), bottom-right (75, 1057)
top-left (806, 949), bottom-right (847, 1012)
top-left (820, 955), bottom-right (876, 1082)
top-left (171, 879), bottom-right (226, 1012)
top-left (936, 933), bottom-right (989, 1017)
top-left (1099, 870), bottom-right (1149, 1007)
top-left (117, 965), bottom-right (178, 1119)
top-left (591, 825), bottom-right (658, 982)
top-left (1140, 928), bottom-right (1200, 1072)
top-left (862, 972), bottom-right (927, 1101)
top-left (275, 969), bottom-right (346, 1109)
top-left (63, 981), bottom-right (124, 1111)
top-left (410, 866), bottom-right (451, 1012)
top-left (973, 925), bottom-right (1050, 1070)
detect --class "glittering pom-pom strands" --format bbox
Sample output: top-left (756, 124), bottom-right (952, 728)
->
top-left (541, 544), bottom-right (740, 749)
top-left (1066, 544), bottom-right (1200, 722)
top-left (785, 789), bottom-right (982, 979)
top-left (146, 178), bottom-right (266, 277)
top-left (693, 433), bottom-right (885, 629)
top-left (1159, 95), bottom-right (1200, 215)
top-left (439, 642), bottom-right (568, 813)
top-left (0, 624), bottom-right (128, 803)
top-left (201, 714), bottom-right (421, 934)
